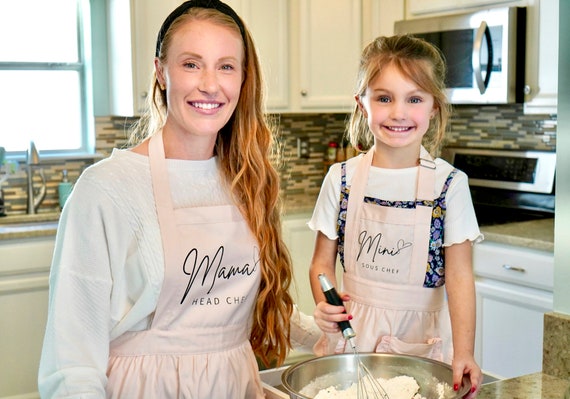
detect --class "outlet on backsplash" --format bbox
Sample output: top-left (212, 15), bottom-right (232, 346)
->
top-left (297, 137), bottom-right (310, 159)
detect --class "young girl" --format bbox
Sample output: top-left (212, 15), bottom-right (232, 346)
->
top-left (308, 35), bottom-right (483, 396)
top-left (38, 1), bottom-right (300, 397)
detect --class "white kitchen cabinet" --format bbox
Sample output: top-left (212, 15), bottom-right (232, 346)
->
top-left (0, 236), bottom-right (55, 399)
top-left (293, 0), bottom-right (362, 111)
top-left (237, 0), bottom-right (365, 112)
top-left (111, 0), bottom-right (288, 115)
top-left (108, 0), bottom-right (181, 116)
top-left (523, 0), bottom-right (558, 114)
top-left (363, 0), bottom-right (405, 43)
top-left (406, 0), bottom-right (523, 17)
top-left (112, 0), bottom-right (397, 113)
top-left (282, 213), bottom-right (316, 316)
top-left (224, 0), bottom-right (290, 110)
top-left (473, 241), bottom-right (553, 379)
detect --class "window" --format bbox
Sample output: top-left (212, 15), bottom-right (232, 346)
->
top-left (0, 0), bottom-right (94, 156)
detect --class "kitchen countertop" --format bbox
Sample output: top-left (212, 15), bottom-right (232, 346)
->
top-left (261, 367), bottom-right (570, 399)
top-left (477, 372), bottom-right (569, 399)
top-left (0, 212), bottom-right (60, 240)
top-left (479, 218), bottom-right (554, 252)
top-left (0, 210), bottom-right (556, 251)
top-left (2, 213), bottom-right (565, 396)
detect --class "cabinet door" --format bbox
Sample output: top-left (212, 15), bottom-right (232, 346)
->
top-left (282, 215), bottom-right (316, 316)
top-left (130, 0), bottom-right (182, 115)
top-left (363, 0), bottom-right (405, 43)
top-left (0, 237), bottom-right (55, 398)
top-left (474, 278), bottom-right (552, 378)
top-left (473, 241), bottom-right (554, 378)
top-left (297, 0), bottom-right (362, 110)
top-left (407, 0), bottom-right (458, 15)
top-left (523, 0), bottom-right (559, 114)
top-left (226, 0), bottom-right (290, 110)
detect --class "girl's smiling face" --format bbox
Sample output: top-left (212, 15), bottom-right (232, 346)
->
top-left (155, 18), bottom-right (244, 141)
top-left (357, 63), bottom-right (436, 154)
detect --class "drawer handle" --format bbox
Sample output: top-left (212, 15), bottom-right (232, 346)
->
top-left (502, 264), bottom-right (526, 273)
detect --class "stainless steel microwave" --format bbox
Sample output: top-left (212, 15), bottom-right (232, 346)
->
top-left (394, 7), bottom-right (526, 104)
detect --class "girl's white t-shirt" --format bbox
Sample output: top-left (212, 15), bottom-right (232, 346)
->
top-left (308, 154), bottom-right (483, 246)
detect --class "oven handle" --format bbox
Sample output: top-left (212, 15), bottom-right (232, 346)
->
top-left (472, 21), bottom-right (493, 94)
top-left (502, 264), bottom-right (526, 273)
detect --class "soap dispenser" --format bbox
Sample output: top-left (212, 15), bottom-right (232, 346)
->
top-left (58, 169), bottom-right (73, 210)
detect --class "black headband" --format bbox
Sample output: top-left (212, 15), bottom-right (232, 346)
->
top-left (155, 0), bottom-right (247, 57)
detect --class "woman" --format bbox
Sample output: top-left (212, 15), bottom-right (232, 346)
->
top-left (38, 1), bottom-right (295, 397)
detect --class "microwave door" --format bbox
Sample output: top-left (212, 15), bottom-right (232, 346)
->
top-left (472, 21), bottom-right (493, 95)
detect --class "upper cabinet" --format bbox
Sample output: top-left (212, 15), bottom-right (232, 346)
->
top-left (241, 0), bottom-right (404, 112)
top-left (108, 0), bottom-right (181, 116)
top-left (523, 0), bottom-right (558, 114)
top-left (129, 0), bottom-right (182, 115)
top-left (294, 0), bottom-right (362, 111)
top-left (224, 0), bottom-right (289, 110)
top-left (363, 0), bottom-right (405, 43)
top-left (234, 0), bottom-right (364, 112)
top-left (406, 0), bottom-right (523, 18)
top-left (110, 0), bottom-right (406, 115)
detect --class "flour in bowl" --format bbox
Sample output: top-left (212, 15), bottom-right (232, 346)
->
top-left (305, 374), bottom-right (452, 399)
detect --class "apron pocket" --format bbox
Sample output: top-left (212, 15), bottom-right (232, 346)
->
top-left (375, 336), bottom-right (443, 361)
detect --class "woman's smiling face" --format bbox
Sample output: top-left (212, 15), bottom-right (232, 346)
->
top-left (357, 63), bottom-right (436, 153)
top-left (156, 18), bottom-right (244, 140)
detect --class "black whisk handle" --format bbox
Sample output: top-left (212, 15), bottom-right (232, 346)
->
top-left (318, 274), bottom-right (356, 340)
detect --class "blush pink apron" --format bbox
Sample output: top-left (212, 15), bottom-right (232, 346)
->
top-left (316, 147), bottom-right (452, 363)
top-left (106, 132), bottom-right (264, 398)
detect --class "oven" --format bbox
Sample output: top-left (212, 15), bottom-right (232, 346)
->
top-left (444, 147), bottom-right (555, 378)
top-left (443, 147), bottom-right (556, 226)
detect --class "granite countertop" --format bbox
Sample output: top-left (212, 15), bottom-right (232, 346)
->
top-left (0, 212), bottom-right (60, 240)
top-left (477, 372), bottom-right (569, 399)
top-left (480, 218), bottom-right (554, 252)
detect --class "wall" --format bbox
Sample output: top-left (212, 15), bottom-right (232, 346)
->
top-left (554, 0), bottom-right (570, 316)
top-left (540, 2), bottom-right (570, 381)
top-left (0, 105), bottom-right (557, 216)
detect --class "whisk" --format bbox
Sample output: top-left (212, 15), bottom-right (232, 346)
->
top-left (318, 274), bottom-right (390, 399)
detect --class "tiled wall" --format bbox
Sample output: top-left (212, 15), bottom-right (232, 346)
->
top-left (0, 104), bottom-right (557, 216)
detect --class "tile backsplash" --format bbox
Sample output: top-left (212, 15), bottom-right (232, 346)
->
top-left (0, 104), bottom-right (557, 216)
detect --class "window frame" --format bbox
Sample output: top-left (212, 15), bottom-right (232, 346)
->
top-left (0, 0), bottom-right (95, 160)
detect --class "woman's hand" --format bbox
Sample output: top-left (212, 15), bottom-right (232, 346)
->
top-left (313, 293), bottom-right (352, 334)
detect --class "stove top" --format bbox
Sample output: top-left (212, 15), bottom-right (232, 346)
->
top-left (443, 147), bottom-right (556, 225)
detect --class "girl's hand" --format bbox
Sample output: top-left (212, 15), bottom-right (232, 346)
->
top-left (452, 354), bottom-right (483, 399)
top-left (313, 294), bottom-right (352, 334)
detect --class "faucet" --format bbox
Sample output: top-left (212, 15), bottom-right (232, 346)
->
top-left (26, 141), bottom-right (46, 214)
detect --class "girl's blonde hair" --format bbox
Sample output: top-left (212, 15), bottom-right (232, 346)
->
top-left (130, 7), bottom-right (294, 367)
top-left (347, 34), bottom-right (451, 157)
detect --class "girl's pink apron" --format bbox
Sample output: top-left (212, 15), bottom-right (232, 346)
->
top-left (106, 132), bottom-right (264, 398)
top-left (316, 147), bottom-right (452, 363)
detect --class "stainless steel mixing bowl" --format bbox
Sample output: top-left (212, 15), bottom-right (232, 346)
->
top-left (281, 353), bottom-right (471, 399)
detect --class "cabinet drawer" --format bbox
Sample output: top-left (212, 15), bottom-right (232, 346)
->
top-left (473, 241), bottom-right (553, 291)
top-left (0, 236), bottom-right (55, 273)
